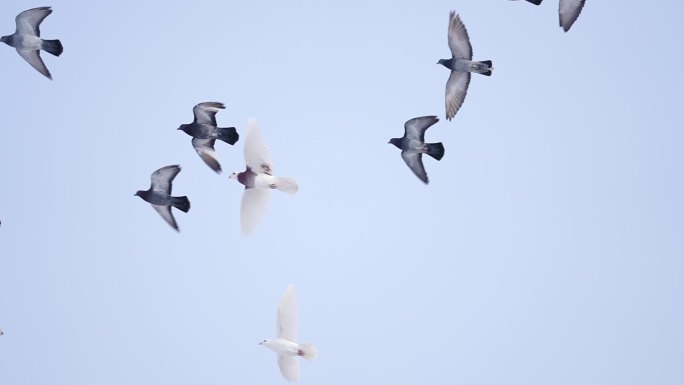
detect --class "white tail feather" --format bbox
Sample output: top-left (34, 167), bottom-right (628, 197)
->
top-left (299, 343), bottom-right (318, 361)
top-left (275, 177), bottom-right (298, 195)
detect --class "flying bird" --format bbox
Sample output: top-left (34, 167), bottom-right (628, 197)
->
top-left (178, 102), bottom-right (239, 174)
top-left (260, 284), bottom-right (317, 381)
top-left (1, 7), bottom-right (63, 79)
top-left (437, 11), bottom-right (492, 121)
top-left (389, 116), bottom-right (445, 184)
top-left (515, 0), bottom-right (587, 32)
top-left (135, 165), bottom-right (190, 232)
top-left (230, 119), bottom-right (298, 235)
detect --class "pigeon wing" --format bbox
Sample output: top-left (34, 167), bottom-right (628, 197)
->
top-left (17, 49), bottom-right (51, 79)
top-left (559, 0), bottom-right (586, 32)
top-left (15, 7), bottom-right (52, 36)
top-left (277, 284), bottom-right (299, 341)
top-left (278, 355), bottom-right (300, 381)
top-left (150, 165), bottom-right (181, 194)
top-left (404, 116), bottom-right (439, 142)
top-left (447, 11), bottom-right (472, 60)
top-left (445, 70), bottom-right (471, 120)
top-left (240, 188), bottom-right (271, 235)
top-left (192, 102), bottom-right (224, 126)
top-left (192, 138), bottom-right (221, 173)
top-left (244, 119), bottom-right (273, 175)
top-left (401, 151), bottom-right (428, 184)
top-left (152, 204), bottom-right (179, 231)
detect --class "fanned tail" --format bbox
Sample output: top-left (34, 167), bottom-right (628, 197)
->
top-left (172, 196), bottom-right (191, 213)
top-left (42, 39), bottom-right (63, 56)
top-left (427, 142), bottom-right (445, 161)
top-left (274, 177), bottom-right (298, 195)
top-left (298, 343), bottom-right (318, 361)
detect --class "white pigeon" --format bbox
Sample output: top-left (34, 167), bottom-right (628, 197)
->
top-left (259, 284), bottom-right (317, 381)
top-left (230, 119), bottom-right (298, 235)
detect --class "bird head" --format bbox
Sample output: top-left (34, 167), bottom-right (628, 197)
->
top-left (229, 172), bottom-right (238, 180)
top-left (436, 58), bottom-right (450, 68)
top-left (134, 190), bottom-right (144, 197)
top-left (388, 138), bottom-right (402, 149)
top-left (258, 339), bottom-right (271, 346)
top-left (177, 123), bottom-right (189, 132)
top-left (0, 35), bottom-right (9, 45)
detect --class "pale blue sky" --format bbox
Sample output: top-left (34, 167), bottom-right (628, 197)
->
top-left (1, 1), bottom-right (683, 384)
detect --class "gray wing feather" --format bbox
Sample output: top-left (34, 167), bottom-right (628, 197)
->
top-left (17, 49), bottom-right (51, 79)
top-left (559, 0), bottom-right (586, 32)
top-left (192, 138), bottom-right (221, 173)
top-left (15, 7), bottom-right (52, 36)
top-left (152, 204), bottom-right (179, 231)
top-left (150, 165), bottom-right (180, 194)
top-left (447, 11), bottom-right (472, 60)
top-left (404, 116), bottom-right (439, 142)
top-left (401, 151), bottom-right (428, 184)
top-left (192, 102), bottom-right (224, 126)
top-left (445, 70), bottom-right (471, 120)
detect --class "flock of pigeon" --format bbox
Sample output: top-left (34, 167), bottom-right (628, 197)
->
top-left (1, 2), bottom-right (587, 381)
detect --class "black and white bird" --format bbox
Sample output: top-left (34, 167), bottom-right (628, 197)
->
top-left (437, 11), bottom-right (492, 121)
top-left (259, 285), bottom-right (318, 381)
top-left (135, 165), bottom-right (190, 232)
top-left (1, 7), bottom-right (63, 79)
top-left (389, 116), bottom-right (445, 184)
top-left (178, 102), bottom-right (239, 174)
top-left (515, 0), bottom-right (587, 32)
top-left (230, 119), bottom-right (298, 235)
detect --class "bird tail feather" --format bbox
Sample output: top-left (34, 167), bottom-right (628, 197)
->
top-left (172, 196), bottom-right (191, 213)
top-left (218, 127), bottom-right (239, 145)
top-left (427, 142), bottom-right (445, 161)
top-left (274, 177), bottom-right (298, 195)
top-left (42, 39), bottom-right (63, 56)
top-left (478, 60), bottom-right (493, 76)
top-left (299, 343), bottom-right (318, 361)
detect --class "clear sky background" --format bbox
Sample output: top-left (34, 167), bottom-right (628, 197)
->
top-left (1, 1), bottom-right (683, 384)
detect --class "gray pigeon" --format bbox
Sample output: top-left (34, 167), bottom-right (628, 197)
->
top-left (178, 102), bottom-right (239, 174)
top-left (516, 0), bottom-right (587, 32)
top-left (1, 7), bottom-right (63, 79)
top-left (437, 12), bottom-right (492, 121)
top-left (389, 116), bottom-right (445, 184)
top-left (135, 165), bottom-right (190, 232)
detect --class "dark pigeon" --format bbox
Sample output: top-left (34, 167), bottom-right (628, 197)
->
top-left (1, 7), bottom-right (63, 79)
top-left (437, 12), bottom-right (492, 121)
top-left (135, 165), bottom-right (190, 232)
top-left (389, 116), bottom-right (445, 184)
top-left (514, 0), bottom-right (586, 32)
top-left (178, 102), bottom-right (239, 174)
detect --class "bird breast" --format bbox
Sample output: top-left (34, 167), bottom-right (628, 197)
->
top-left (13, 34), bottom-right (42, 50)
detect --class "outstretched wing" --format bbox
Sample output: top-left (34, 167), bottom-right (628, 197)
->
top-left (191, 138), bottom-right (221, 173)
top-left (277, 284), bottom-right (299, 341)
top-left (445, 70), bottom-right (471, 120)
top-left (240, 188), bottom-right (271, 235)
top-left (559, 0), bottom-right (586, 32)
top-left (15, 7), bottom-right (52, 36)
top-left (277, 355), bottom-right (300, 381)
top-left (447, 11), bottom-right (472, 60)
top-left (192, 102), bottom-right (224, 126)
top-left (17, 50), bottom-right (51, 79)
top-left (401, 151), bottom-right (428, 184)
top-left (152, 205), bottom-right (179, 231)
top-left (150, 165), bottom-right (181, 194)
top-left (244, 119), bottom-right (273, 175)
top-left (404, 116), bottom-right (439, 142)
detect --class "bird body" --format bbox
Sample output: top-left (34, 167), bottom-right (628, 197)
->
top-left (135, 165), bottom-right (190, 231)
top-left (438, 11), bottom-right (492, 120)
top-left (260, 285), bottom-right (317, 381)
top-left (1, 7), bottom-right (63, 79)
top-left (230, 119), bottom-right (298, 235)
top-left (389, 116), bottom-right (445, 184)
top-left (516, 0), bottom-right (587, 32)
top-left (178, 102), bottom-right (238, 174)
